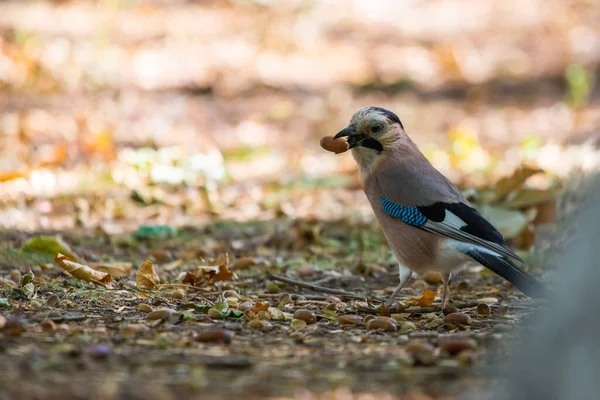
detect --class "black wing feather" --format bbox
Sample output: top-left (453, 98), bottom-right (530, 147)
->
top-left (418, 202), bottom-right (505, 246)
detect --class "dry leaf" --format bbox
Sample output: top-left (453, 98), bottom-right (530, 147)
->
top-left (89, 262), bottom-right (133, 278)
top-left (197, 254), bottom-right (234, 283)
top-left (407, 289), bottom-right (438, 307)
top-left (492, 167), bottom-right (543, 202)
top-left (55, 254), bottom-right (111, 286)
top-left (252, 301), bottom-right (270, 313)
top-left (503, 188), bottom-right (560, 209)
top-left (212, 264), bottom-right (234, 283)
top-left (136, 260), bottom-right (160, 289)
top-left (181, 272), bottom-right (200, 286)
top-left (479, 206), bottom-right (536, 239)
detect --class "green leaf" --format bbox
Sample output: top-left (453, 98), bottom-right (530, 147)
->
top-left (0, 298), bottom-right (9, 307)
top-left (133, 225), bottom-right (177, 240)
top-left (21, 236), bottom-right (78, 260)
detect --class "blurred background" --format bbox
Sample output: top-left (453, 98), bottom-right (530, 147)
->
top-left (1, 2), bottom-right (600, 399)
top-left (1, 0), bottom-right (599, 233)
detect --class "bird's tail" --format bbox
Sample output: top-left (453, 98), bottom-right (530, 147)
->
top-left (464, 248), bottom-right (549, 298)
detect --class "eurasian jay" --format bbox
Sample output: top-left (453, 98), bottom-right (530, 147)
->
top-left (333, 106), bottom-right (548, 308)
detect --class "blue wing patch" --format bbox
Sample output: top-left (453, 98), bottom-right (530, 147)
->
top-left (380, 196), bottom-right (427, 227)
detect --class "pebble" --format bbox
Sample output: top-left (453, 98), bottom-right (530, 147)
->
top-left (138, 304), bottom-right (153, 313)
top-left (367, 317), bottom-right (398, 332)
top-left (88, 344), bottom-right (112, 360)
top-left (339, 315), bottom-right (363, 326)
top-left (45, 294), bottom-right (60, 308)
top-left (196, 328), bottom-right (233, 344)
top-left (145, 308), bottom-right (175, 321)
top-left (293, 309), bottom-right (316, 324)
top-left (40, 319), bottom-right (56, 332)
top-left (477, 303), bottom-right (491, 316)
top-left (444, 313), bottom-right (472, 329)
top-left (439, 338), bottom-right (476, 355)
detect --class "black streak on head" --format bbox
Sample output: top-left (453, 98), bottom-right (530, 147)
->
top-left (360, 137), bottom-right (384, 152)
top-left (369, 107), bottom-right (404, 130)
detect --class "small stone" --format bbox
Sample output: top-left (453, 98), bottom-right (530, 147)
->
top-left (40, 319), bottom-right (56, 332)
top-left (10, 269), bottom-right (21, 284)
top-left (278, 293), bottom-right (292, 305)
top-left (391, 314), bottom-right (406, 323)
top-left (138, 304), bottom-right (153, 313)
top-left (477, 303), bottom-right (491, 316)
top-left (458, 350), bottom-right (477, 365)
top-left (424, 271), bottom-right (442, 285)
top-left (170, 289), bottom-right (186, 299)
top-left (326, 296), bottom-right (342, 304)
top-left (496, 304), bottom-right (509, 315)
top-left (268, 307), bottom-right (285, 321)
top-left (248, 319), bottom-right (270, 331)
top-left (121, 324), bottom-right (149, 337)
top-left (88, 344), bottom-right (112, 360)
top-left (225, 297), bottom-right (239, 308)
top-left (442, 307), bottom-right (459, 316)
top-left (266, 281), bottom-right (280, 294)
top-left (238, 301), bottom-right (255, 312)
top-left (290, 319), bottom-right (307, 331)
top-left (424, 318), bottom-right (444, 329)
top-left (296, 264), bottom-right (317, 277)
top-left (439, 338), bottom-right (476, 355)
top-left (367, 317), bottom-right (398, 332)
top-left (406, 341), bottom-right (437, 365)
top-left (444, 313), bottom-right (472, 329)
top-left (196, 328), bottom-right (233, 344)
top-left (457, 281), bottom-right (470, 291)
top-left (339, 315), bottom-right (363, 326)
top-left (477, 297), bottom-right (499, 303)
top-left (145, 308), bottom-right (175, 321)
top-left (257, 311), bottom-right (271, 321)
top-left (400, 321), bottom-right (416, 334)
top-left (45, 294), bottom-right (60, 308)
top-left (293, 309), bottom-right (316, 324)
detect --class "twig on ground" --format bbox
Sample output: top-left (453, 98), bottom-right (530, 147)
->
top-left (269, 274), bottom-right (383, 301)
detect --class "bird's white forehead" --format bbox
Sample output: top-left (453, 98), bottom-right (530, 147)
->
top-left (351, 107), bottom-right (390, 124)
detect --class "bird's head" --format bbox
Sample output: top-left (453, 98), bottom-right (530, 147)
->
top-left (334, 106), bottom-right (405, 172)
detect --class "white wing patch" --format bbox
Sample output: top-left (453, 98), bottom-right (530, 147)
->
top-left (442, 210), bottom-right (467, 230)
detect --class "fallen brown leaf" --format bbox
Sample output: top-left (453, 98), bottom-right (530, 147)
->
top-left (252, 301), bottom-right (270, 313)
top-left (55, 254), bottom-right (111, 286)
top-left (491, 166), bottom-right (543, 202)
top-left (407, 289), bottom-right (439, 307)
top-left (136, 260), bottom-right (160, 289)
top-left (89, 262), bottom-right (133, 278)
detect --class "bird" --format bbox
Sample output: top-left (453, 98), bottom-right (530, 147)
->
top-left (333, 106), bottom-right (548, 309)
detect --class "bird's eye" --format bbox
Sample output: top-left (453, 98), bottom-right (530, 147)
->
top-left (371, 125), bottom-right (383, 134)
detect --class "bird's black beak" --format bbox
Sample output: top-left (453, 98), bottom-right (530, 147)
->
top-left (334, 124), bottom-right (368, 149)
top-left (334, 124), bottom-right (384, 152)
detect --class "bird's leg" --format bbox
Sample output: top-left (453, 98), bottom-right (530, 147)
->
top-left (384, 265), bottom-right (412, 308)
top-left (440, 272), bottom-right (452, 310)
